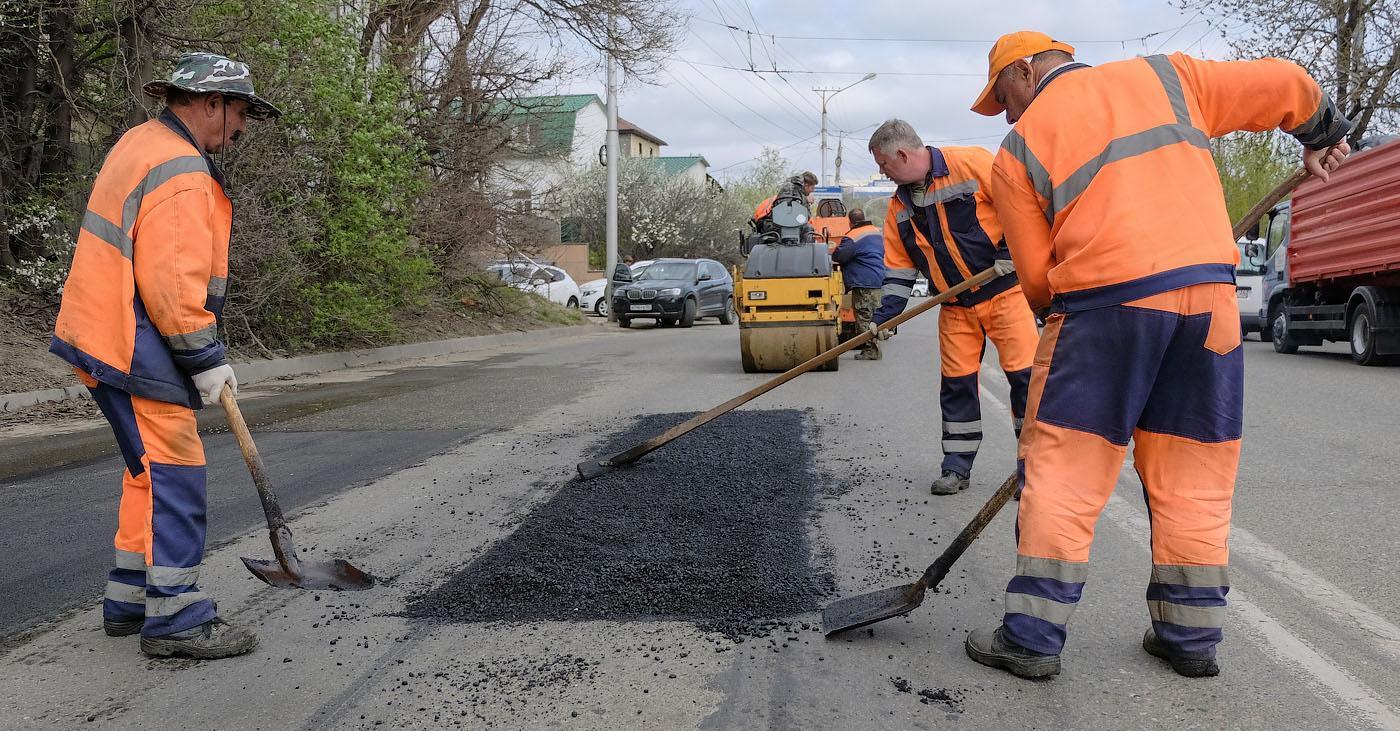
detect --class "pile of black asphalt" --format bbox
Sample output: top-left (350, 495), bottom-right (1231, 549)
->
top-left (405, 410), bottom-right (834, 639)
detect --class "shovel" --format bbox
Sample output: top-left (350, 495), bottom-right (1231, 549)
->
top-left (577, 266), bottom-right (1002, 479)
top-left (822, 471), bottom-right (1018, 636)
top-left (219, 385), bottom-right (374, 591)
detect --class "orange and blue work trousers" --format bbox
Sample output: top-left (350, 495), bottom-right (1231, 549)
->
top-left (1004, 282), bottom-right (1242, 659)
top-left (937, 286), bottom-right (1038, 478)
top-left (80, 371), bottom-right (217, 637)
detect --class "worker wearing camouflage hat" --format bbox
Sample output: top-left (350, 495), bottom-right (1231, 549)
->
top-left (51, 52), bottom-right (279, 659)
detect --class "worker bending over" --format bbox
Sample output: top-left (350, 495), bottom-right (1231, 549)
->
top-left (962, 31), bottom-right (1351, 679)
top-left (831, 209), bottom-right (886, 361)
top-left (867, 119), bottom-right (1040, 495)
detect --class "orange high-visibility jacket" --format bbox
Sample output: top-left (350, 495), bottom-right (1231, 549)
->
top-left (752, 195), bottom-right (776, 223)
top-left (874, 146), bottom-right (1017, 324)
top-left (991, 53), bottom-right (1349, 313)
top-left (51, 110), bottom-right (232, 409)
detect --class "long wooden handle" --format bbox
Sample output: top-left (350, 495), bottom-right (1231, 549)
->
top-left (219, 385), bottom-right (287, 531)
top-left (914, 471), bottom-right (1020, 593)
top-left (1232, 168), bottom-right (1310, 241)
top-left (600, 266), bottom-right (1002, 469)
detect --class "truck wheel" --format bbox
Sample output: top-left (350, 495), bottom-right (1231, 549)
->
top-left (718, 296), bottom-right (734, 325)
top-left (1271, 309), bottom-right (1299, 354)
top-left (679, 298), bottom-right (697, 328)
top-left (1350, 305), bottom-right (1386, 366)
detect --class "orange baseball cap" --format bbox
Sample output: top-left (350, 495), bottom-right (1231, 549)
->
top-left (971, 31), bottom-right (1076, 116)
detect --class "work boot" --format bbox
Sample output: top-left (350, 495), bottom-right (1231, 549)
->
top-left (855, 347), bottom-right (881, 361)
top-left (1142, 628), bottom-right (1219, 678)
top-left (140, 618), bottom-right (258, 659)
top-left (965, 626), bottom-right (1061, 679)
top-left (930, 470), bottom-right (970, 495)
top-left (103, 617), bottom-right (143, 637)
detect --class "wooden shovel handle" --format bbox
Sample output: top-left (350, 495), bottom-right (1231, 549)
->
top-left (915, 471), bottom-right (1021, 593)
top-left (219, 385), bottom-right (288, 531)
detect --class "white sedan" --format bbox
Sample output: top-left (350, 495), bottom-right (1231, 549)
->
top-left (580, 260), bottom-right (652, 316)
top-left (488, 263), bottom-right (581, 308)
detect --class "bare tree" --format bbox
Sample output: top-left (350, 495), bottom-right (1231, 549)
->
top-left (1182, 0), bottom-right (1400, 143)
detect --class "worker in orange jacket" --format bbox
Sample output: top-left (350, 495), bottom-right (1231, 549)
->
top-left (961, 31), bottom-right (1351, 680)
top-left (50, 52), bottom-right (281, 660)
top-left (751, 171), bottom-right (818, 241)
top-left (867, 119), bottom-right (1041, 496)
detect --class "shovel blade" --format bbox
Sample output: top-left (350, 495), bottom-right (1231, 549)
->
top-left (822, 582), bottom-right (927, 637)
top-left (576, 459), bottom-right (612, 480)
top-left (241, 557), bottom-right (375, 591)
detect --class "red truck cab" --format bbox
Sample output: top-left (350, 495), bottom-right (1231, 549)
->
top-left (1257, 137), bottom-right (1400, 365)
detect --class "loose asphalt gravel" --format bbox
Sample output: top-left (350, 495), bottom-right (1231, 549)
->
top-left (405, 410), bottom-right (836, 639)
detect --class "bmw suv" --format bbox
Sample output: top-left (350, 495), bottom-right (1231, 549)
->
top-left (613, 258), bottom-right (735, 328)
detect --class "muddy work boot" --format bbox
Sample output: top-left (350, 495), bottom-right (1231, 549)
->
top-left (103, 617), bottom-right (143, 637)
top-left (930, 470), bottom-right (970, 495)
top-left (854, 347), bottom-right (882, 361)
top-left (1142, 628), bottom-right (1219, 678)
top-left (140, 618), bottom-right (258, 659)
top-left (965, 626), bottom-right (1061, 679)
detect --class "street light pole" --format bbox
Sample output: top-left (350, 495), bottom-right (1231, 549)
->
top-left (604, 37), bottom-right (620, 322)
top-left (814, 73), bottom-right (876, 186)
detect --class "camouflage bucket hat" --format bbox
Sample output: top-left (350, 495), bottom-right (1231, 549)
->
top-left (143, 52), bottom-right (282, 120)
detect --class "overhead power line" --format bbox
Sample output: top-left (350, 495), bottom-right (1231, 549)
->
top-left (685, 58), bottom-right (982, 78)
top-left (689, 17), bottom-right (1180, 46)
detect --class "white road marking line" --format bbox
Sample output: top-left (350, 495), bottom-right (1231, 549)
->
top-left (1105, 494), bottom-right (1400, 730)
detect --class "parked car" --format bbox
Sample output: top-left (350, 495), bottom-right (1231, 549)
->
top-left (487, 263), bottom-right (581, 308)
top-left (911, 276), bottom-right (930, 297)
top-left (1236, 238), bottom-right (1265, 338)
top-left (612, 258), bottom-right (734, 328)
top-left (579, 260), bottom-right (653, 316)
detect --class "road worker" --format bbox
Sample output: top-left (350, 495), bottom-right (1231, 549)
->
top-left (831, 209), bottom-right (886, 360)
top-left (963, 31), bottom-right (1351, 679)
top-left (867, 119), bottom-right (1039, 495)
top-left (751, 171), bottom-right (818, 241)
top-left (50, 52), bottom-right (282, 659)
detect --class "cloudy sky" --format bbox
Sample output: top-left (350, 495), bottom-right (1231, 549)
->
top-left (559, 0), bottom-right (1238, 184)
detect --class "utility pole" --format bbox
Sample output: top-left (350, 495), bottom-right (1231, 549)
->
top-left (834, 135), bottom-right (844, 186)
top-left (604, 35), bottom-right (621, 322)
top-left (814, 74), bottom-right (876, 186)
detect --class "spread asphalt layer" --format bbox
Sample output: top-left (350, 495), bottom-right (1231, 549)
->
top-left (405, 410), bottom-right (836, 639)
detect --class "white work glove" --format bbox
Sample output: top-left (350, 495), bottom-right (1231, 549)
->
top-left (868, 321), bottom-right (893, 341)
top-left (993, 258), bottom-right (1017, 276)
top-left (192, 364), bottom-right (238, 405)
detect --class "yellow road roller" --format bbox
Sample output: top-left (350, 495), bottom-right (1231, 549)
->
top-left (735, 194), bottom-right (844, 373)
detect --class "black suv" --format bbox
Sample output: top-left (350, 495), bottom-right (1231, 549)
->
top-left (613, 258), bottom-right (735, 328)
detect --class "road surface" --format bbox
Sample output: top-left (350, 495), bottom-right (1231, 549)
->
top-left (2, 317), bottom-right (1397, 729)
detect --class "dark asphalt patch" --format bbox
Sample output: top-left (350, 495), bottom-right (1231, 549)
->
top-left (404, 410), bottom-right (833, 639)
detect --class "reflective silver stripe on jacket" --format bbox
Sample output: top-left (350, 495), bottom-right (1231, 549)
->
top-left (928, 179), bottom-right (980, 204)
top-left (1003, 55), bottom-right (1212, 225)
top-left (81, 210), bottom-right (133, 258)
top-left (1148, 599), bottom-right (1225, 628)
top-left (83, 155), bottom-right (212, 261)
top-left (1151, 564), bottom-right (1229, 588)
top-left (105, 580), bottom-right (146, 604)
top-left (207, 276), bottom-right (228, 298)
top-left (162, 323), bottom-right (219, 352)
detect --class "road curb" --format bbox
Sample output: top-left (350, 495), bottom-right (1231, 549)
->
top-left (2, 323), bottom-right (598, 413)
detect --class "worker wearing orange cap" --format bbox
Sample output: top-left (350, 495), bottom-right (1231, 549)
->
top-left (961, 31), bottom-right (1351, 680)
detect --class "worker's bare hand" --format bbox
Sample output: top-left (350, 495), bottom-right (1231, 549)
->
top-left (1303, 141), bottom-right (1350, 183)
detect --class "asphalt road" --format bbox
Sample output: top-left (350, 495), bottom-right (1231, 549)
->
top-left (1, 315), bottom-right (1397, 729)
